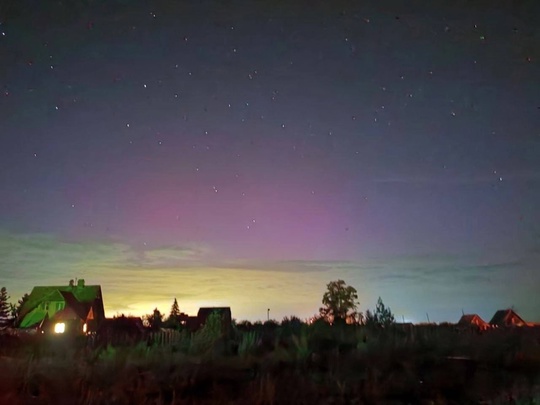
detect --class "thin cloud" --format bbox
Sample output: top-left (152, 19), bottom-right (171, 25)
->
top-left (211, 259), bottom-right (382, 274)
top-left (128, 245), bottom-right (211, 269)
top-left (372, 170), bottom-right (540, 186)
top-left (0, 230), bottom-right (211, 279)
top-left (2, 229), bottom-right (538, 322)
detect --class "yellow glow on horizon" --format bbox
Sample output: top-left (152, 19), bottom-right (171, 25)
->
top-left (100, 265), bottom-right (332, 321)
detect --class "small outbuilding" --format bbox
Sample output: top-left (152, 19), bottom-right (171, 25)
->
top-left (98, 315), bottom-right (146, 345)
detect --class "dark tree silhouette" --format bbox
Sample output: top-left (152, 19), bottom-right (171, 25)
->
top-left (0, 287), bottom-right (11, 327)
top-left (11, 292), bottom-right (29, 321)
top-left (319, 280), bottom-right (361, 324)
top-left (164, 298), bottom-right (183, 329)
top-left (169, 298), bottom-right (180, 319)
top-left (143, 308), bottom-right (164, 331)
top-left (365, 297), bottom-right (395, 328)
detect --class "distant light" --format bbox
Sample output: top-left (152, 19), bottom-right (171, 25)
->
top-left (54, 323), bottom-right (65, 334)
top-left (83, 323), bottom-right (87, 334)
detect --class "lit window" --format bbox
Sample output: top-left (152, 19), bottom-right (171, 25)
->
top-left (83, 323), bottom-right (87, 333)
top-left (54, 323), bottom-right (65, 334)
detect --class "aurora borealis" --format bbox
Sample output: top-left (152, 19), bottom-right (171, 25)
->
top-left (1, 0), bottom-right (539, 322)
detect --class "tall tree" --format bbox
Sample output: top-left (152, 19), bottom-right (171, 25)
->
top-left (0, 287), bottom-right (11, 327)
top-left (13, 293), bottom-right (29, 321)
top-left (164, 298), bottom-right (182, 329)
top-left (169, 298), bottom-right (180, 319)
top-left (365, 297), bottom-right (395, 328)
top-left (143, 308), bottom-right (164, 331)
top-left (319, 280), bottom-right (360, 324)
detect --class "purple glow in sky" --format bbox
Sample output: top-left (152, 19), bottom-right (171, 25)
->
top-left (1, 0), bottom-right (539, 322)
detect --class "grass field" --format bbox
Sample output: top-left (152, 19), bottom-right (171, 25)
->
top-left (1, 322), bottom-right (539, 404)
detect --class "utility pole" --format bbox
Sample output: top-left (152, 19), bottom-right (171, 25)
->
top-left (267, 308), bottom-right (270, 321)
top-left (426, 312), bottom-right (430, 323)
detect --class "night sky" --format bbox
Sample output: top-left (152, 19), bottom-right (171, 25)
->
top-left (1, 0), bottom-right (539, 323)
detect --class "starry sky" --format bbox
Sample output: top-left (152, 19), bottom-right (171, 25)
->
top-left (1, 0), bottom-right (539, 323)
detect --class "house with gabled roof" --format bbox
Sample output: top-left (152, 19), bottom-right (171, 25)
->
top-left (17, 279), bottom-right (105, 335)
top-left (188, 307), bottom-right (232, 336)
top-left (489, 309), bottom-right (528, 328)
top-left (98, 315), bottom-right (146, 346)
top-left (457, 314), bottom-right (490, 330)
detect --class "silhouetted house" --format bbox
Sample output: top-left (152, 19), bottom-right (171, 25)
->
top-left (191, 307), bottom-right (232, 336)
top-left (458, 314), bottom-right (490, 330)
top-left (185, 316), bottom-right (201, 332)
top-left (489, 309), bottom-right (528, 328)
top-left (17, 279), bottom-right (105, 335)
top-left (98, 315), bottom-right (146, 345)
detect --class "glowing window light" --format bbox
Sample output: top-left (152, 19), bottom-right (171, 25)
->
top-left (54, 323), bottom-right (65, 334)
top-left (83, 323), bottom-right (87, 334)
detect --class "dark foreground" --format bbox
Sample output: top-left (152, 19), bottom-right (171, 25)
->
top-left (1, 324), bottom-right (539, 404)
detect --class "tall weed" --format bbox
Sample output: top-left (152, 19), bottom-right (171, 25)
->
top-left (239, 331), bottom-right (258, 357)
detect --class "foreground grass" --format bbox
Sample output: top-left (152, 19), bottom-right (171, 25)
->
top-left (1, 324), bottom-right (539, 404)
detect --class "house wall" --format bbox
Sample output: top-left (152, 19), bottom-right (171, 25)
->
top-left (40, 300), bottom-right (65, 318)
top-left (44, 319), bottom-right (84, 335)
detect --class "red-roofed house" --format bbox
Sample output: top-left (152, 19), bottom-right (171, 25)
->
top-left (489, 309), bottom-right (528, 328)
top-left (457, 314), bottom-right (490, 330)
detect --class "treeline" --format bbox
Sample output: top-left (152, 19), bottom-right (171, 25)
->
top-left (0, 287), bottom-right (28, 328)
top-left (138, 280), bottom-right (397, 332)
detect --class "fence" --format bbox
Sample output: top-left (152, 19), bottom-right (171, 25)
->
top-left (148, 329), bottom-right (185, 346)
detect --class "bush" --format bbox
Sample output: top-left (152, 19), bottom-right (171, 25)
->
top-left (189, 311), bottom-right (223, 355)
top-left (238, 331), bottom-right (259, 357)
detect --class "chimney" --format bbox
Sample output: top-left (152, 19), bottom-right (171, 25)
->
top-left (77, 279), bottom-right (85, 288)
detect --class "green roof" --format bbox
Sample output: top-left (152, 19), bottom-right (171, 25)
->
top-left (19, 308), bottom-right (48, 328)
top-left (18, 282), bottom-right (102, 328)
